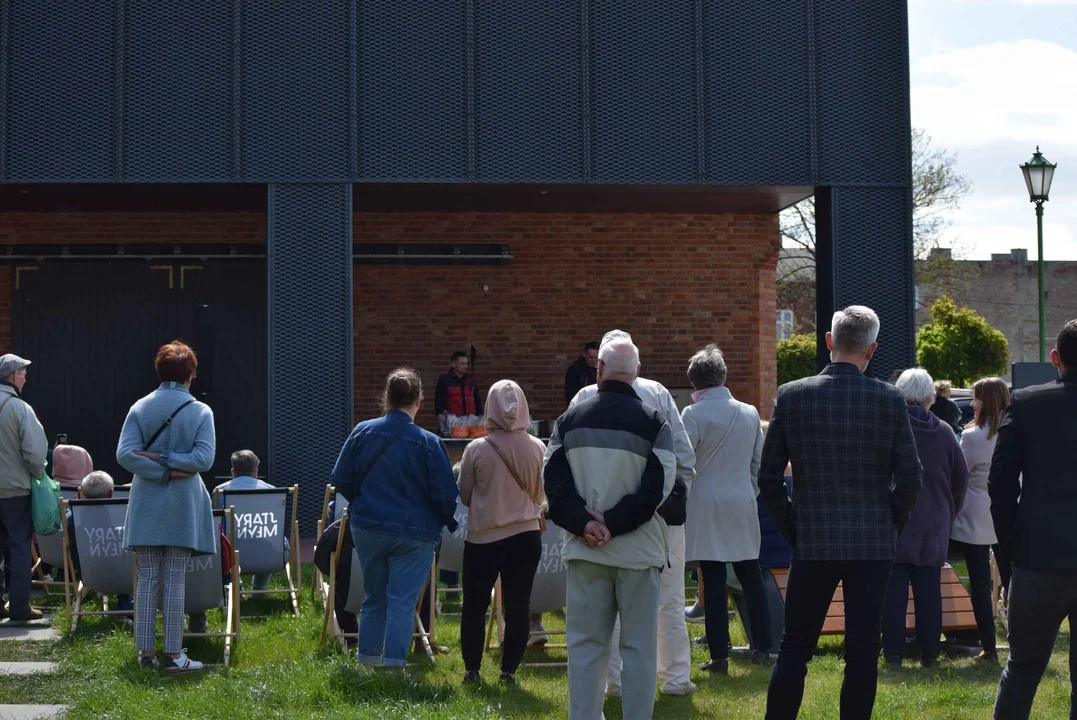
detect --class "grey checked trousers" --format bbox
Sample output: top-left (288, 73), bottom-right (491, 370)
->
top-left (135, 546), bottom-right (190, 654)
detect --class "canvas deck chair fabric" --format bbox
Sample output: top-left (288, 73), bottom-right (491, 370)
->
top-left (312, 484), bottom-right (348, 599)
top-left (485, 521), bottom-right (569, 668)
top-left (31, 488), bottom-right (78, 595)
top-left (214, 485), bottom-right (300, 616)
top-left (142, 509), bottom-right (241, 667)
top-left (64, 498), bottom-right (135, 631)
top-left (319, 513), bottom-right (439, 665)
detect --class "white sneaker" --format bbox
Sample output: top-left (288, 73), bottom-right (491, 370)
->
top-left (662, 681), bottom-right (698, 697)
top-left (164, 649), bottom-right (204, 674)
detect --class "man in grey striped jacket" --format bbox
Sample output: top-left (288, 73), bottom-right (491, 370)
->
top-left (544, 337), bottom-right (677, 720)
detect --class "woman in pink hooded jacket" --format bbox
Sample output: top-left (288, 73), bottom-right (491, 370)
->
top-left (458, 380), bottom-right (547, 686)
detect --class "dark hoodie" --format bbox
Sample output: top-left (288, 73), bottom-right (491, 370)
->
top-left (894, 406), bottom-right (969, 567)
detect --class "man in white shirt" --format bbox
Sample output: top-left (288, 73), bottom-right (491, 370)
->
top-left (570, 330), bottom-right (697, 697)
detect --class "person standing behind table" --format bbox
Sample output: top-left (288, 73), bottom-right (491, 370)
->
top-left (331, 367), bottom-right (459, 670)
top-left (0, 354), bottom-right (48, 623)
top-left (991, 320), bottom-right (1077, 720)
top-left (545, 337), bottom-right (677, 720)
top-left (930, 380), bottom-right (964, 435)
top-left (569, 329), bottom-right (696, 699)
top-left (882, 368), bottom-right (968, 668)
top-left (458, 380), bottom-right (547, 686)
top-left (681, 344), bottom-right (773, 673)
top-left (950, 376), bottom-right (1010, 663)
top-left (759, 306), bottom-right (922, 720)
top-left (118, 341), bottom-right (217, 674)
top-left (564, 341), bottom-right (600, 405)
top-left (435, 351), bottom-right (483, 432)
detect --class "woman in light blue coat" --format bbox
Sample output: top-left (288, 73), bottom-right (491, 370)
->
top-left (117, 341), bottom-right (216, 674)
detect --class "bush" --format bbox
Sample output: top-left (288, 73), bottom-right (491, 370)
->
top-left (916, 296), bottom-right (1009, 387)
top-left (777, 334), bottom-right (817, 386)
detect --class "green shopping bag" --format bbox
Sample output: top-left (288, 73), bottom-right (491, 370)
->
top-left (31, 470), bottom-right (63, 536)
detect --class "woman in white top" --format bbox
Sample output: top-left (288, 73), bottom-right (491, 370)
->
top-left (953, 376), bottom-right (1010, 662)
top-left (681, 344), bottom-right (770, 673)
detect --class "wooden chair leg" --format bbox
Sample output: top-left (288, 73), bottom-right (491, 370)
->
top-left (320, 554), bottom-right (337, 646)
top-left (284, 563), bottom-right (300, 617)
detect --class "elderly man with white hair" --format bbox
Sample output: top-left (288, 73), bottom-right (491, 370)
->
top-left (759, 305), bottom-right (922, 720)
top-left (569, 329), bottom-right (696, 698)
top-left (545, 334), bottom-right (678, 720)
top-left (881, 368), bottom-right (968, 668)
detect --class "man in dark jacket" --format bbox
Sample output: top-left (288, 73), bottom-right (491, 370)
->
top-left (990, 319), bottom-right (1077, 719)
top-left (759, 305), bottom-right (922, 720)
top-left (930, 380), bottom-right (963, 434)
top-left (564, 341), bottom-right (600, 405)
top-left (435, 351), bottom-right (483, 429)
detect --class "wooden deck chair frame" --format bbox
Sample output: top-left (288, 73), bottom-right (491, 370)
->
top-left (63, 498), bottom-right (139, 632)
top-left (484, 578), bottom-right (568, 669)
top-left (32, 488), bottom-right (80, 597)
top-left (312, 484), bottom-right (335, 601)
top-left (213, 484), bottom-right (301, 617)
top-left (318, 513), bottom-right (439, 665)
top-left (135, 508), bottom-right (242, 667)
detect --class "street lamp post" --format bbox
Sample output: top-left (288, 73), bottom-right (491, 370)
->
top-left (1020, 146), bottom-right (1057, 362)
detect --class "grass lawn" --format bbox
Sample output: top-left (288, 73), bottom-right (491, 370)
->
top-left (0, 564), bottom-right (1073, 719)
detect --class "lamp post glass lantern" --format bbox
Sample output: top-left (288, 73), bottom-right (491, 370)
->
top-left (1020, 146), bottom-right (1057, 362)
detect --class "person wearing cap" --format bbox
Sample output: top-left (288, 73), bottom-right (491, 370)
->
top-left (0, 353), bottom-right (48, 622)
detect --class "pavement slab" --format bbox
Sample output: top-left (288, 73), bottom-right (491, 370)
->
top-left (0, 662), bottom-right (56, 675)
top-left (0, 706), bottom-right (67, 720)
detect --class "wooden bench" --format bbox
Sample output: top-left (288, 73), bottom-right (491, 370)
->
top-left (768, 563), bottom-right (977, 635)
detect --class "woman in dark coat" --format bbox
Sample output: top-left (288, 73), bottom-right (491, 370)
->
top-left (882, 368), bottom-right (969, 667)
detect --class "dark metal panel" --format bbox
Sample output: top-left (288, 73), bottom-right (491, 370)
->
top-left (6, 2), bottom-right (115, 180)
top-left (824, 186), bottom-right (915, 379)
top-left (358, 0), bottom-right (468, 180)
top-left (814, 0), bottom-right (911, 186)
top-left (474, 0), bottom-right (584, 182)
top-left (124, 0), bottom-right (233, 180)
top-left (243, 2), bottom-right (351, 180)
top-left (590, 0), bottom-right (697, 184)
top-left (267, 184), bottom-right (353, 532)
top-left (703, 0), bottom-right (812, 185)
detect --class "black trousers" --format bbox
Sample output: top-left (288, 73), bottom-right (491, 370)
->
top-left (460, 530), bottom-right (542, 674)
top-left (699, 559), bottom-right (772, 659)
top-left (950, 540), bottom-right (996, 653)
top-left (882, 563), bottom-right (942, 662)
top-left (994, 567), bottom-right (1077, 720)
top-left (0, 495), bottom-right (33, 612)
top-left (766, 558), bottom-right (892, 720)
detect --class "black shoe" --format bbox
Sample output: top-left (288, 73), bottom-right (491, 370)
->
top-left (693, 635), bottom-right (709, 647)
top-left (462, 671), bottom-right (482, 685)
top-left (976, 650), bottom-right (999, 664)
top-left (751, 650), bottom-right (773, 665)
top-left (7, 607), bottom-right (43, 623)
top-left (187, 614), bottom-right (208, 634)
top-left (884, 655), bottom-right (902, 668)
top-left (140, 655), bottom-right (160, 670)
top-left (700, 658), bottom-right (728, 675)
top-left (499, 672), bottom-right (517, 686)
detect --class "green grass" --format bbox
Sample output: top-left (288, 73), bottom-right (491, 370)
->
top-left (0, 565), bottom-right (1072, 719)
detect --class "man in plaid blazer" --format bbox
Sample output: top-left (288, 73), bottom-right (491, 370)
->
top-left (759, 305), bottom-right (922, 720)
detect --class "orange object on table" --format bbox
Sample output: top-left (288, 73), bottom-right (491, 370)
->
top-left (450, 426), bottom-right (470, 439)
top-left (468, 426), bottom-right (487, 438)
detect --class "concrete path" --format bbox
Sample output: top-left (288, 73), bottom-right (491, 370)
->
top-left (0, 662), bottom-right (56, 675)
top-left (0, 706), bottom-right (67, 720)
top-left (0, 624), bottom-right (57, 642)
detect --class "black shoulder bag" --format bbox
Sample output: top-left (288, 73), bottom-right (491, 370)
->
top-left (144, 400), bottom-right (195, 451)
top-left (336, 425), bottom-right (409, 503)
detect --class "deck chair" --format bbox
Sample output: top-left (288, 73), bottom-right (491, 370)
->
top-left (312, 484), bottom-right (349, 600)
top-left (142, 508), bottom-right (241, 667)
top-left (435, 497), bottom-right (469, 611)
top-left (319, 513), bottom-right (439, 665)
top-left (112, 484), bottom-right (131, 501)
top-left (213, 485), bottom-right (301, 616)
top-left (485, 521), bottom-right (568, 668)
top-left (31, 488), bottom-right (79, 596)
top-left (64, 498), bottom-right (136, 632)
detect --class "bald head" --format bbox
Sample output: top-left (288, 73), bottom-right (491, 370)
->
top-left (598, 338), bottom-right (640, 383)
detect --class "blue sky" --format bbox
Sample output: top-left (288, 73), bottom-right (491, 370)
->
top-left (908, 0), bottom-right (1077, 259)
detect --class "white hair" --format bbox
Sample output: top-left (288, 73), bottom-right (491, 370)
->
top-left (601, 329), bottom-right (632, 347)
top-left (831, 305), bottom-right (880, 354)
top-left (896, 367), bottom-right (936, 407)
top-left (599, 338), bottom-right (640, 376)
top-left (81, 471), bottom-right (114, 499)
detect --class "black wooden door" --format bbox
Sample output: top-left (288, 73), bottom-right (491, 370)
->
top-left (13, 261), bottom-right (266, 487)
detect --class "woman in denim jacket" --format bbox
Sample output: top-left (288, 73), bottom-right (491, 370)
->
top-left (331, 367), bottom-right (459, 669)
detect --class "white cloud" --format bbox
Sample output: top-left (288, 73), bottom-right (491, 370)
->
top-left (912, 40), bottom-right (1077, 150)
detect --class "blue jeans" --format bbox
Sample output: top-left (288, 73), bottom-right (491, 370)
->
top-left (994, 567), bottom-right (1077, 720)
top-left (352, 526), bottom-right (434, 667)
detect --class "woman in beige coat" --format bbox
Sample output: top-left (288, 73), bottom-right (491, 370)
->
top-left (457, 380), bottom-right (547, 685)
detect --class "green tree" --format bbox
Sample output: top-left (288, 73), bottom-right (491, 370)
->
top-left (777, 334), bottom-right (817, 386)
top-left (916, 296), bottom-right (1009, 387)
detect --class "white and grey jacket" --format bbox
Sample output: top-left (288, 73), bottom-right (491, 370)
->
top-left (0, 384), bottom-right (47, 498)
top-left (543, 380), bottom-right (677, 571)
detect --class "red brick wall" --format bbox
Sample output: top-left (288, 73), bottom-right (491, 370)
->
top-left (0, 209), bottom-right (780, 429)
